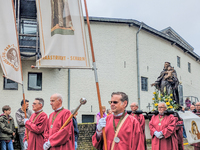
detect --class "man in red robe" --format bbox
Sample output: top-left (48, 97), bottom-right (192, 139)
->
top-left (175, 119), bottom-right (184, 150)
top-left (43, 93), bottom-right (74, 150)
top-left (92, 92), bottom-right (145, 150)
top-left (130, 102), bottom-right (146, 150)
top-left (23, 98), bottom-right (48, 150)
top-left (192, 102), bottom-right (200, 150)
top-left (149, 102), bottom-right (178, 150)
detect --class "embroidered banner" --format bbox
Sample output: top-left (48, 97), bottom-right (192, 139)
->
top-left (178, 111), bottom-right (200, 144)
top-left (0, 0), bottom-right (22, 84)
top-left (36, 0), bottom-right (90, 68)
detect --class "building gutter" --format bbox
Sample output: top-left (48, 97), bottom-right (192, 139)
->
top-left (136, 23), bottom-right (143, 109)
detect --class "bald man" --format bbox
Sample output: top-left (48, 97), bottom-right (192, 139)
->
top-left (130, 102), bottom-right (146, 149)
top-left (43, 93), bottom-right (74, 150)
top-left (192, 102), bottom-right (200, 149)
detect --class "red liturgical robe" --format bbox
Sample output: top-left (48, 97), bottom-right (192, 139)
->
top-left (131, 113), bottom-right (146, 150)
top-left (24, 111), bottom-right (48, 150)
top-left (44, 109), bottom-right (74, 150)
top-left (131, 113), bottom-right (145, 132)
top-left (149, 114), bottom-right (178, 150)
top-left (175, 119), bottom-right (184, 150)
top-left (92, 113), bottom-right (145, 150)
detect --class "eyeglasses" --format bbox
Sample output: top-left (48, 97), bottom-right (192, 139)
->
top-left (33, 103), bottom-right (40, 105)
top-left (108, 101), bottom-right (118, 104)
top-left (130, 105), bottom-right (136, 107)
top-left (158, 107), bottom-right (166, 109)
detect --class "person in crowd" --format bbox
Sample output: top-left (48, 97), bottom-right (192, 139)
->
top-left (71, 109), bottom-right (79, 150)
top-left (130, 102), bottom-right (146, 149)
top-left (190, 105), bottom-right (196, 112)
top-left (182, 106), bottom-right (190, 138)
top-left (182, 124), bottom-right (187, 138)
top-left (181, 106), bottom-right (185, 112)
top-left (192, 102), bottom-right (200, 149)
top-left (92, 92), bottom-right (145, 150)
top-left (0, 105), bottom-right (15, 150)
top-left (180, 108), bottom-right (188, 138)
top-left (23, 98), bottom-right (48, 150)
top-left (96, 106), bottom-right (106, 125)
top-left (149, 102), bottom-right (178, 150)
top-left (192, 102), bottom-right (196, 105)
top-left (15, 100), bottom-right (32, 150)
top-left (106, 109), bottom-right (112, 116)
top-left (185, 97), bottom-right (191, 107)
top-left (43, 93), bottom-right (74, 150)
top-left (185, 107), bottom-right (190, 111)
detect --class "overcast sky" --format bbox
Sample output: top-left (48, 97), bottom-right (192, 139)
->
top-left (82, 0), bottom-right (200, 56)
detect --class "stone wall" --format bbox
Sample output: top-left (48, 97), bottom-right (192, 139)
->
top-left (11, 123), bottom-right (97, 150)
top-left (77, 123), bottom-right (97, 150)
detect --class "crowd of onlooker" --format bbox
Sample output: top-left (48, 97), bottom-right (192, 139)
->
top-left (0, 100), bottom-right (32, 150)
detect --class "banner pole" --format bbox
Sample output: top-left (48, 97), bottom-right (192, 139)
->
top-left (11, 0), bottom-right (28, 140)
top-left (11, 0), bottom-right (27, 118)
top-left (83, 0), bottom-right (107, 149)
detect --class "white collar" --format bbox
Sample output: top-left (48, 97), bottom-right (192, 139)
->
top-left (159, 112), bottom-right (164, 116)
top-left (113, 112), bottom-right (123, 116)
top-left (55, 106), bottom-right (63, 112)
top-left (35, 109), bottom-right (43, 113)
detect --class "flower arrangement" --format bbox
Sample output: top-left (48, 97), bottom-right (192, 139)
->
top-left (152, 89), bottom-right (179, 110)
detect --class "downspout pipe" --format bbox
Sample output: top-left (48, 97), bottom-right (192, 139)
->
top-left (136, 23), bottom-right (143, 110)
top-left (68, 69), bottom-right (70, 110)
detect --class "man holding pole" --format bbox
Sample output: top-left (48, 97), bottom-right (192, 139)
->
top-left (92, 92), bottom-right (145, 150)
top-left (43, 93), bottom-right (74, 150)
top-left (15, 100), bottom-right (32, 150)
top-left (23, 98), bottom-right (48, 150)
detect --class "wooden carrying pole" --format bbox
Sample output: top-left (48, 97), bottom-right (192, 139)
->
top-left (83, 0), bottom-right (107, 150)
top-left (11, 0), bottom-right (28, 140)
top-left (11, 0), bottom-right (27, 118)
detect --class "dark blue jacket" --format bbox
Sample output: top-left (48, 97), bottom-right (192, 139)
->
top-left (73, 117), bottom-right (79, 141)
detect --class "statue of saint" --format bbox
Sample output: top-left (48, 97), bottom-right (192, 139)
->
top-left (151, 62), bottom-right (180, 104)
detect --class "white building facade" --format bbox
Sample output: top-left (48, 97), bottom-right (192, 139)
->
top-left (0, 17), bottom-right (200, 123)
